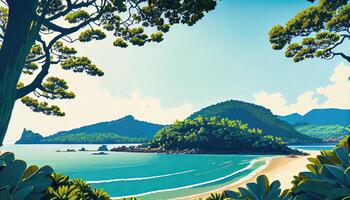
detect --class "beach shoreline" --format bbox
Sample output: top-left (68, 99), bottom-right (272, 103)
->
top-left (177, 150), bottom-right (319, 200)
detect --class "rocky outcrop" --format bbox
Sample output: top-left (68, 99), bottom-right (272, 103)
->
top-left (15, 129), bottom-right (44, 144)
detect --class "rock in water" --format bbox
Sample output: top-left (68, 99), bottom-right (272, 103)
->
top-left (79, 147), bottom-right (86, 151)
top-left (97, 145), bottom-right (108, 151)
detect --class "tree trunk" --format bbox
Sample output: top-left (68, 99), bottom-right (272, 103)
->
top-left (0, 0), bottom-right (40, 146)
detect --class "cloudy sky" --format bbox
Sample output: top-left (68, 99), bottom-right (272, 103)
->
top-left (5, 0), bottom-right (350, 144)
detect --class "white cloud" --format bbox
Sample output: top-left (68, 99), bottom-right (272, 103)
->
top-left (254, 63), bottom-right (350, 116)
top-left (5, 69), bottom-right (193, 144)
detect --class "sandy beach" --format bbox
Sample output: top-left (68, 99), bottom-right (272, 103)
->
top-left (178, 151), bottom-right (319, 200)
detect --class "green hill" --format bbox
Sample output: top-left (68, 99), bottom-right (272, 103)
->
top-left (295, 124), bottom-right (350, 142)
top-left (189, 100), bottom-right (316, 143)
top-left (15, 115), bottom-right (164, 144)
top-left (149, 116), bottom-right (302, 155)
top-left (16, 129), bottom-right (148, 144)
top-left (52, 115), bottom-right (164, 139)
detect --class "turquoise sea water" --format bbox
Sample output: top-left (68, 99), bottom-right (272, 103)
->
top-left (1, 144), bottom-right (268, 199)
top-left (0, 144), bottom-right (335, 199)
top-left (289, 143), bottom-right (336, 151)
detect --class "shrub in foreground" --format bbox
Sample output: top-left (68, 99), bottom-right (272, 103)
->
top-left (0, 152), bottom-right (110, 200)
top-left (43, 173), bottom-right (110, 200)
top-left (0, 152), bottom-right (53, 199)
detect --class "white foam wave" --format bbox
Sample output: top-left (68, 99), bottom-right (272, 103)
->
top-left (174, 157), bottom-right (272, 200)
top-left (87, 169), bottom-right (195, 184)
top-left (111, 158), bottom-right (266, 199)
top-left (195, 163), bottom-right (233, 176)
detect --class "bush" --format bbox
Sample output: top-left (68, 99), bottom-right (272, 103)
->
top-left (0, 152), bottom-right (110, 200)
top-left (222, 175), bottom-right (292, 200)
top-left (44, 173), bottom-right (110, 200)
top-left (0, 152), bottom-right (53, 199)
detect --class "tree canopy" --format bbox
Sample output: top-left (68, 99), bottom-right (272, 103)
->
top-left (269, 0), bottom-right (350, 63)
top-left (0, 0), bottom-right (217, 145)
top-left (150, 116), bottom-right (301, 155)
top-left (1, 0), bottom-right (216, 116)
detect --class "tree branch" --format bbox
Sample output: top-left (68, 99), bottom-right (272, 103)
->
top-left (328, 34), bottom-right (350, 51)
top-left (17, 0), bottom-right (107, 99)
top-left (333, 52), bottom-right (350, 63)
top-left (47, 0), bottom-right (95, 21)
top-left (16, 38), bottom-right (51, 99)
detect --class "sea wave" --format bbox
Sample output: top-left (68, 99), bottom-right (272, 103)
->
top-left (217, 160), bottom-right (232, 166)
top-left (195, 163), bottom-right (233, 176)
top-left (87, 169), bottom-right (195, 184)
top-left (174, 157), bottom-right (272, 200)
top-left (111, 158), bottom-right (267, 199)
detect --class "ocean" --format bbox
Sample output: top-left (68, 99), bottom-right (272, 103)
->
top-left (0, 144), bottom-right (334, 199)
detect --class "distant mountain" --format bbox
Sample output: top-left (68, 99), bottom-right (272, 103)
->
top-left (280, 113), bottom-right (303, 124)
top-left (16, 115), bottom-right (165, 144)
top-left (52, 115), bottom-right (164, 139)
top-left (280, 108), bottom-right (350, 126)
top-left (189, 100), bottom-right (316, 143)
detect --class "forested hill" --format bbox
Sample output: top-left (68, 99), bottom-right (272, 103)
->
top-left (149, 117), bottom-right (303, 155)
top-left (52, 115), bottom-right (164, 139)
top-left (189, 100), bottom-right (316, 143)
top-left (16, 115), bottom-right (164, 144)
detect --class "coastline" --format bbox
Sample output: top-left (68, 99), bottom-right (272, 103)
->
top-left (3, 144), bottom-right (320, 200)
top-left (177, 150), bottom-right (319, 200)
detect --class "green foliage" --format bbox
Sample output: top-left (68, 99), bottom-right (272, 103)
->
top-left (44, 173), bottom-right (110, 200)
top-left (0, 152), bottom-right (111, 200)
top-left (189, 100), bottom-right (315, 143)
top-left (222, 175), bottom-right (292, 200)
top-left (113, 38), bottom-right (128, 48)
top-left (23, 63), bottom-right (39, 75)
top-left (41, 77), bottom-right (75, 100)
top-left (295, 124), bottom-right (350, 141)
top-left (289, 145), bottom-right (350, 199)
top-left (269, 0), bottom-right (350, 63)
top-left (150, 116), bottom-right (300, 154)
top-left (78, 29), bottom-right (107, 42)
top-left (61, 56), bottom-right (104, 76)
top-left (0, 152), bottom-right (53, 200)
top-left (7, 0), bottom-right (217, 120)
top-left (53, 41), bottom-right (77, 58)
top-left (40, 132), bottom-right (148, 144)
top-left (65, 10), bottom-right (90, 24)
top-left (151, 32), bottom-right (164, 42)
top-left (336, 135), bottom-right (350, 150)
top-left (291, 136), bottom-right (350, 194)
top-left (21, 96), bottom-right (65, 117)
top-left (206, 193), bottom-right (227, 200)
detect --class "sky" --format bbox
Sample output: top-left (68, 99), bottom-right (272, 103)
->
top-left (5, 0), bottom-right (350, 143)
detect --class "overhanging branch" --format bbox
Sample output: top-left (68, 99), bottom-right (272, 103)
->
top-left (16, 38), bottom-right (51, 99)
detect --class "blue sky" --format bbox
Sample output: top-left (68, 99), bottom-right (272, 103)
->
top-left (6, 0), bottom-right (350, 143)
top-left (77, 0), bottom-right (341, 109)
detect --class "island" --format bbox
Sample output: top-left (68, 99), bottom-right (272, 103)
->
top-left (111, 116), bottom-right (304, 155)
